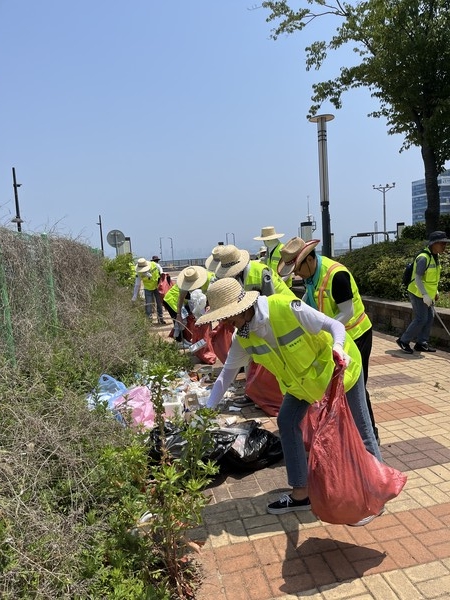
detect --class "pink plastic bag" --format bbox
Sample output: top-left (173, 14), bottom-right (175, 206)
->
top-left (113, 386), bottom-right (155, 430)
top-left (308, 367), bottom-right (407, 524)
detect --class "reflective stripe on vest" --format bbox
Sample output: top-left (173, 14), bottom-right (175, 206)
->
top-left (238, 295), bottom-right (361, 403)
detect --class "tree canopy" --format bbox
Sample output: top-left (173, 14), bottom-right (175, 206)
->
top-left (262, 0), bottom-right (450, 234)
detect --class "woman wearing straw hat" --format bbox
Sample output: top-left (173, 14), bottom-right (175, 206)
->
top-left (196, 278), bottom-right (382, 521)
top-left (254, 225), bottom-right (292, 288)
top-left (278, 236), bottom-right (379, 445)
top-left (132, 258), bottom-right (167, 324)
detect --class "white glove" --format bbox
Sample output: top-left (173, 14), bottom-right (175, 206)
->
top-left (423, 294), bottom-right (432, 307)
top-left (131, 295), bottom-right (137, 302)
top-left (332, 343), bottom-right (351, 368)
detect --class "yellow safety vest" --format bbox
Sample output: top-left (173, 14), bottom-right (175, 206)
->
top-left (237, 295), bottom-right (361, 404)
top-left (266, 242), bottom-right (293, 288)
top-left (139, 261), bottom-right (160, 291)
top-left (408, 249), bottom-right (440, 298)
top-left (312, 256), bottom-right (372, 341)
top-left (245, 261), bottom-right (295, 297)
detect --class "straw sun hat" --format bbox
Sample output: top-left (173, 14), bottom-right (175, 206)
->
top-left (205, 245), bottom-right (224, 272)
top-left (177, 265), bottom-right (208, 291)
top-left (196, 278), bottom-right (259, 325)
top-left (135, 258), bottom-right (150, 274)
top-left (254, 226), bottom-right (285, 241)
top-left (278, 237), bottom-right (320, 278)
top-left (215, 245), bottom-right (250, 279)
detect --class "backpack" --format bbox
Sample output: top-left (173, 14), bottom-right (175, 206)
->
top-left (402, 249), bottom-right (431, 287)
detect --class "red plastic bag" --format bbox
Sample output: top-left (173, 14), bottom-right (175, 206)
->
top-left (158, 272), bottom-right (173, 296)
top-left (308, 367), bottom-right (407, 524)
top-left (244, 361), bottom-right (283, 417)
top-left (186, 314), bottom-right (217, 365)
top-left (210, 320), bottom-right (234, 364)
top-left (300, 400), bottom-right (324, 452)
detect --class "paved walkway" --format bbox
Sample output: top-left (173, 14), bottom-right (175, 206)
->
top-left (184, 331), bottom-right (450, 600)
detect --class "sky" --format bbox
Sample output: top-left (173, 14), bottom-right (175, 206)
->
top-left (0, 1), bottom-right (431, 260)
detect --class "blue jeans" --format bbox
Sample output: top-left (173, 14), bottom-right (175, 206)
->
top-left (400, 292), bottom-right (434, 345)
top-left (144, 288), bottom-right (164, 320)
top-left (277, 371), bottom-right (382, 488)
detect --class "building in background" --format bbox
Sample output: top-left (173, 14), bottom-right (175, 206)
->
top-left (412, 169), bottom-right (450, 224)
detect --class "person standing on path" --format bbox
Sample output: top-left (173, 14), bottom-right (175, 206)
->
top-left (397, 230), bottom-right (449, 354)
top-left (132, 258), bottom-right (166, 324)
top-left (278, 236), bottom-right (380, 445)
top-left (254, 226), bottom-right (292, 288)
top-left (195, 278), bottom-right (382, 524)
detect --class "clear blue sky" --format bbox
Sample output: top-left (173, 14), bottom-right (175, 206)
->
top-left (0, 1), bottom-right (432, 259)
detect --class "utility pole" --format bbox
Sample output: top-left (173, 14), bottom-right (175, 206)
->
top-left (96, 215), bottom-right (104, 255)
top-left (11, 167), bottom-right (23, 232)
top-left (373, 183), bottom-right (395, 235)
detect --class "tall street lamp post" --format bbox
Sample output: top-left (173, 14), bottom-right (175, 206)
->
top-left (159, 237), bottom-right (174, 263)
top-left (373, 183), bottom-right (396, 235)
top-left (225, 232), bottom-right (235, 245)
top-left (96, 215), bottom-right (104, 256)
top-left (11, 167), bottom-right (23, 232)
top-left (308, 114), bottom-right (334, 258)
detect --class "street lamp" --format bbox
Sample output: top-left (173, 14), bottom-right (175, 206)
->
top-left (96, 215), bottom-right (104, 256)
top-left (372, 183), bottom-right (396, 235)
top-left (225, 232), bottom-right (235, 245)
top-left (308, 114), bottom-right (334, 257)
top-left (11, 167), bottom-right (23, 232)
top-left (159, 237), bottom-right (174, 263)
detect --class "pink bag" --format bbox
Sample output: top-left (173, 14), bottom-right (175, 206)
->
top-left (308, 367), bottom-right (407, 524)
top-left (113, 386), bottom-right (155, 430)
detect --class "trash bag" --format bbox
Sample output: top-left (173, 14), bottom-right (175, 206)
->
top-left (218, 420), bottom-right (284, 472)
top-left (147, 421), bottom-right (237, 463)
top-left (308, 367), bottom-right (408, 525)
top-left (299, 399), bottom-right (325, 452)
top-left (86, 373), bottom-right (128, 424)
top-left (210, 320), bottom-right (234, 364)
top-left (244, 361), bottom-right (283, 417)
top-left (113, 385), bottom-right (155, 430)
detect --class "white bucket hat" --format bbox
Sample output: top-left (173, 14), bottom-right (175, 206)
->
top-left (195, 278), bottom-right (259, 325)
top-left (277, 237), bottom-right (320, 278)
top-left (254, 226), bottom-right (285, 241)
top-left (135, 258), bottom-right (150, 274)
top-left (177, 265), bottom-right (208, 291)
top-left (205, 245), bottom-right (224, 272)
top-left (215, 245), bottom-right (250, 279)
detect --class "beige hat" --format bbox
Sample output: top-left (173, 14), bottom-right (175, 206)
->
top-left (136, 258), bottom-right (150, 274)
top-left (177, 265), bottom-right (208, 291)
top-left (215, 245), bottom-right (250, 279)
top-left (278, 237), bottom-right (320, 278)
top-left (196, 278), bottom-right (259, 325)
top-left (205, 245), bottom-right (224, 272)
top-left (254, 226), bottom-right (285, 241)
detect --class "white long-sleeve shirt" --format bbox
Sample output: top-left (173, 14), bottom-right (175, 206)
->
top-left (207, 296), bottom-right (345, 408)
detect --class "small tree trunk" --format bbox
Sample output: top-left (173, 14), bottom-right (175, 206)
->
top-left (421, 141), bottom-right (441, 235)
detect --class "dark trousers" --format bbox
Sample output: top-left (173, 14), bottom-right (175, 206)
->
top-left (354, 327), bottom-right (379, 441)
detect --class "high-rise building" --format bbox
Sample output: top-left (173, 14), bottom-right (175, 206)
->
top-left (412, 169), bottom-right (450, 224)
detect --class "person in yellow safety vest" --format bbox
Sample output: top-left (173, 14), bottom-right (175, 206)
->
top-left (254, 226), bottom-right (293, 288)
top-left (278, 236), bottom-right (379, 444)
top-left (173, 265), bottom-right (215, 344)
top-left (397, 230), bottom-right (449, 354)
top-left (132, 258), bottom-right (167, 324)
top-left (214, 244), bottom-right (294, 298)
top-left (196, 278), bottom-right (382, 524)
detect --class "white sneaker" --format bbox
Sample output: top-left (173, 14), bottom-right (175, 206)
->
top-left (348, 507), bottom-right (385, 527)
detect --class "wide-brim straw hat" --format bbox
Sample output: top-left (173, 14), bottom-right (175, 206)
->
top-left (177, 265), bottom-right (208, 291)
top-left (215, 244), bottom-right (250, 279)
top-left (278, 237), bottom-right (320, 278)
top-left (196, 278), bottom-right (259, 325)
top-left (205, 245), bottom-right (224, 272)
top-left (254, 226), bottom-right (285, 241)
top-left (136, 258), bottom-right (150, 274)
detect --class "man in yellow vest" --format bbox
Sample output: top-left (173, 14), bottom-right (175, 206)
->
top-left (132, 258), bottom-right (166, 324)
top-left (277, 236), bottom-right (379, 444)
top-left (196, 278), bottom-right (382, 525)
top-left (397, 230), bottom-right (449, 354)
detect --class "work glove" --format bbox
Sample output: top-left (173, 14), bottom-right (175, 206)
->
top-left (131, 295), bottom-right (137, 302)
top-left (423, 294), bottom-right (433, 307)
top-left (332, 343), bottom-right (351, 369)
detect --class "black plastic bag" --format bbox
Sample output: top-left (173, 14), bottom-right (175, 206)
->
top-left (218, 420), bottom-right (283, 472)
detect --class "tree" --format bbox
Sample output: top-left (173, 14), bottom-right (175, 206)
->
top-left (262, 0), bottom-right (450, 234)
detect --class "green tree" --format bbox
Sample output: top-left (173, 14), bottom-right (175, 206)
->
top-left (262, 0), bottom-right (450, 234)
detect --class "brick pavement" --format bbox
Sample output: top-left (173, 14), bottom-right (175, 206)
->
top-left (183, 332), bottom-right (450, 600)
